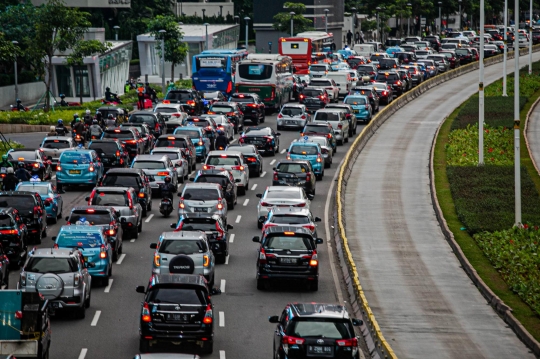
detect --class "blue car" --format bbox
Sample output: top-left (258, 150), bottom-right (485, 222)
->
top-left (386, 46), bottom-right (405, 58)
top-left (287, 140), bottom-right (324, 179)
top-left (56, 149), bottom-right (104, 186)
top-left (53, 225), bottom-right (113, 286)
top-left (173, 126), bottom-right (212, 161)
top-left (343, 94), bottom-right (372, 122)
top-left (16, 180), bottom-right (63, 224)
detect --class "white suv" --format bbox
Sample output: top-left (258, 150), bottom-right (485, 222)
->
top-left (308, 78), bottom-right (339, 103)
top-left (203, 150), bottom-right (249, 195)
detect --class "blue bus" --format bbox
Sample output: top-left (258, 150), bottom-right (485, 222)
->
top-left (192, 49), bottom-right (248, 95)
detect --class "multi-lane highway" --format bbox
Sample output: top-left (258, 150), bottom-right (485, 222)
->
top-left (5, 114), bottom-right (371, 358)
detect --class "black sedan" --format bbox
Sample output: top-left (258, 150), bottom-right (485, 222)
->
top-left (7, 149), bottom-right (53, 180)
top-left (238, 127), bottom-right (281, 156)
top-left (225, 144), bottom-right (263, 177)
top-left (371, 82), bottom-right (393, 105)
top-left (191, 168), bottom-right (238, 209)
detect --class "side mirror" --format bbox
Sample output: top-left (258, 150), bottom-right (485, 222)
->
top-left (256, 193), bottom-right (262, 198)
top-left (86, 262), bottom-right (96, 268)
top-left (177, 192), bottom-right (183, 197)
top-left (85, 196), bottom-right (90, 202)
top-left (269, 315), bottom-right (279, 323)
top-left (136, 285), bottom-right (145, 294)
top-left (307, 194), bottom-right (315, 201)
top-left (170, 223), bottom-right (177, 229)
top-left (273, 167), bottom-right (277, 171)
top-left (235, 179), bottom-right (241, 183)
top-left (352, 318), bottom-right (364, 326)
top-left (227, 224), bottom-right (234, 230)
top-left (252, 236), bottom-right (260, 243)
top-left (52, 236), bottom-right (57, 241)
top-left (189, 178), bottom-right (195, 182)
top-left (210, 287), bottom-right (222, 295)
top-left (315, 217), bottom-right (322, 222)
top-left (316, 238), bottom-right (324, 244)
top-left (150, 243), bottom-right (158, 249)
top-left (120, 217), bottom-right (127, 223)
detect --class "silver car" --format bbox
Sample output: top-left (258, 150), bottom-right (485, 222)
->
top-left (150, 148), bottom-right (189, 181)
top-left (178, 183), bottom-right (228, 223)
top-left (40, 136), bottom-right (76, 167)
top-left (131, 154), bottom-right (179, 191)
top-left (154, 102), bottom-right (188, 133)
top-left (206, 114), bottom-right (234, 140)
top-left (150, 231), bottom-right (215, 287)
top-left (277, 104), bottom-right (311, 130)
top-left (19, 248), bottom-right (92, 318)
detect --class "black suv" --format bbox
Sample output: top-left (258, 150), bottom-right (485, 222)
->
top-left (238, 127), bottom-right (281, 156)
top-left (128, 111), bottom-right (166, 137)
top-left (120, 122), bottom-right (155, 153)
top-left (269, 302), bottom-right (363, 359)
top-left (136, 274), bottom-right (221, 354)
top-left (88, 139), bottom-right (129, 169)
top-left (252, 226), bottom-right (323, 291)
top-left (154, 134), bottom-right (197, 171)
top-left (208, 101), bottom-right (244, 133)
top-left (0, 192), bottom-right (46, 244)
top-left (273, 160), bottom-right (316, 196)
top-left (171, 214), bottom-right (234, 264)
top-left (102, 127), bottom-right (144, 160)
top-left (229, 93), bottom-right (265, 125)
top-left (378, 58), bottom-right (399, 70)
top-left (299, 87), bottom-right (330, 113)
top-left (7, 149), bottom-right (53, 181)
top-left (99, 168), bottom-right (153, 216)
top-left (192, 168), bottom-right (238, 209)
top-left (165, 89), bottom-right (203, 115)
top-left (396, 51), bottom-right (417, 64)
top-left (0, 207), bottom-right (28, 266)
top-left (350, 86), bottom-right (380, 112)
top-left (375, 71), bottom-right (406, 96)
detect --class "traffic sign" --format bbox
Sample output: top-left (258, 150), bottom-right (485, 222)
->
top-left (421, 17), bottom-right (426, 25)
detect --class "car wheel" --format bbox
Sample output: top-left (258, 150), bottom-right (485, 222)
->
top-left (84, 289), bottom-right (91, 308)
top-left (132, 228), bottom-right (139, 240)
top-left (310, 280), bottom-right (319, 291)
top-left (202, 342), bottom-right (213, 354)
top-left (147, 200), bottom-right (152, 212)
top-left (229, 200), bottom-right (235, 210)
top-left (3, 270), bottom-right (9, 289)
top-left (270, 148), bottom-right (276, 156)
top-left (239, 186), bottom-right (246, 196)
top-left (261, 111), bottom-right (265, 123)
top-left (139, 339), bottom-right (150, 353)
top-left (337, 139), bottom-right (343, 146)
top-left (354, 124), bottom-right (358, 135)
top-left (256, 278), bottom-right (266, 290)
top-left (345, 135), bottom-right (349, 143)
top-left (257, 221), bottom-right (262, 229)
top-left (324, 161), bottom-right (331, 169)
top-left (216, 254), bottom-right (226, 264)
top-left (142, 206), bottom-right (147, 218)
top-left (51, 210), bottom-right (58, 224)
top-left (316, 174), bottom-right (323, 181)
top-left (75, 304), bottom-right (86, 319)
top-left (253, 117), bottom-right (260, 126)
top-left (138, 219), bottom-right (143, 233)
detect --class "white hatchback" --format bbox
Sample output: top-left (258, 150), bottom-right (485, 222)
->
top-left (203, 151), bottom-right (249, 195)
top-left (255, 186), bottom-right (314, 228)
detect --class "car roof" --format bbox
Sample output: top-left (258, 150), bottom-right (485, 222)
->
top-left (150, 274), bottom-right (208, 289)
top-left (161, 231), bottom-right (207, 240)
top-left (71, 205), bottom-right (115, 212)
top-left (134, 155), bottom-right (168, 162)
top-left (269, 207), bottom-right (311, 215)
top-left (183, 182), bottom-right (222, 190)
top-left (30, 248), bottom-right (77, 258)
top-left (289, 303), bottom-right (350, 319)
top-left (267, 186), bottom-right (303, 193)
top-left (208, 150), bottom-right (242, 157)
top-left (105, 168), bottom-right (145, 175)
top-left (94, 186), bottom-right (131, 192)
top-left (59, 225), bottom-right (104, 233)
top-left (291, 141), bottom-right (319, 147)
top-left (43, 136), bottom-right (72, 141)
top-left (17, 181), bottom-right (50, 187)
top-left (152, 148), bottom-right (182, 153)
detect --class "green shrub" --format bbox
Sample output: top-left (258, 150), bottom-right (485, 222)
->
top-left (485, 62), bottom-right (540, 97)
top-left (173, 79), bottom-right (192, 89)
top-left (130, 59), bottom-right (140, 65)
top-left (452, 95), bottom-right (527, 130)
top-left (447, 165), bottom-right (540, 234)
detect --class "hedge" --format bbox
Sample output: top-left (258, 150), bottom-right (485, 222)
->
top-left (451, 95), bottom-right (527, 130)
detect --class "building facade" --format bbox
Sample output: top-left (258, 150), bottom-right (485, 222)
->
top-left (174, 0), bottom-right (234, 18)
top-left (253, 0), bottom-right (345, 54)
top-left (31, 0), bottom-right (130, 8)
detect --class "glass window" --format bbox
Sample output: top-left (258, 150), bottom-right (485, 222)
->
top-left (182, 188), bottom-right (219, 201)
top-left (91, 192), bottom-right (128, 206)
top-left (17, 185), bottom-right (49, 195)
top-left (132, 161), bottom-right (166, 169)
top-left (0, 214), bottom-right (14, 228)
top-left (155, 138), bottom-right (189, 148)
top-left (344, 97), bottom-right (367, 105)
top-left (25, 257), bottom-right (76, 273)
top-left (42, 140), bottom-right (70, 149)
top-left (74, 66), bottom-right (90, 97)
top-left (152, 152), bottom-right (178, 159)
top-left (103, 131), bottom-right (134, 139)
top-left (69, 212), bottom-right (111, 225)
top-left (263, 236), bottom-right (311, 250)
top-left (147, 288), bottom-right (206, 305)
top-left (166, 92), bottom-right (193, 102)
top-left (277, 163), bottom-right (308, 173)
top-left (59, 152), bottom-right (91, 163)
top-left (314, 112), bottom-right (339, 122)
top-left (0, 196), bottom-right (35, 213)
top-left (102, 174), bottom-right (141, 188)
top-left (56, 65), bottom-right (72, 97)
top-left (287, 319), bottom-right (353, 339)
top-left (8, 151), bottom-right (37, 161)
top-left (173, 129), bottom-right (201, 139)
top-left (290, 145), bottom-right (318, 155)
top-left (304, 125), bottom-right (330, 133)
top-left (270, 215), bottom-right (310, 224)
top-left (196, 175), bottom-right (228, 187)
top-left (159, 239), bottom-right (208, 254)
top-left (266, 190), bottom-right (302, 199)
top-left (302, 89), bottom-right (323, 97)
top-left (56, 232), bottom-right (104, 248)
top-left (210, 105), bottom-right (235, 113)
top-left (281, 107), bottom-right (303, 116)
top-left (88, 142), bottom-right (120, 154)
top-left (238, 64), bottom-right (273, 81)
top-left (207, 156), bottom-right (240, 166)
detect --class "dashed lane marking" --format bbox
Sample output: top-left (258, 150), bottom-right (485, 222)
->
top-left (280, 149), bottom-right (286, 154)
top-left (130, 238), bottom-right (136, 243)
top-left (225, 255), bottom-right (229, 265)
top-left (243, 199), bottom-right (249, 206)
top-left (78, 349), bottom-right (88, 359)
top-left (261, 171), bottom-right (266, 177)
top-left (116, 254), bottom-right (126, 265)
top-left (219, 311), bottom-right (225, 327)
top-left (251, 184), bottom-right (257, 191)
top-left (91, 311), bottom-right (101, 326)
top-left (104, 279), bottom-right (113, 293)
top-left (145, 214), bottom-right (154, 223)
top-left (270, 159), bottom-right (276, 165)
top-left (220, 350), bottom-right (226, 359)
top-left (235, 215), bottom-right (241, 223)
top-left (220, 279), bottom-right (226, 293)
top-left (229, 234), bottom-right (235, 243)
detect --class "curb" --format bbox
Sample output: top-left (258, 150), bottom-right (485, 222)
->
top-left (524, 96), bottom-right (540, 177)
top-left (0, 124), bottom-right (52, 134)
top-left (335, 45), bottom-right (540, 359)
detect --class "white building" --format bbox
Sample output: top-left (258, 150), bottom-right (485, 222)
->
top-left (137, 24), bottom-right (239, 83)
top-left (174, 0), bottom-right (233, 18)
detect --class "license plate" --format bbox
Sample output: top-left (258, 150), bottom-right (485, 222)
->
top-left (286, 120), bottom-right (295, 124)
top-left (69, 170), bottom-right (81, 174)
top-left (353, 109), bottom-right (359, 113)
top-left (103, 158), bottom-right (109, 163)
top-left (280, 258), bottom-right (298, 264)
top-left (166, 313), bottom-right (189, 322)
top-left (308, 346), bottom-right (333, 354)
top-left (194, 207), bottom-right (207, 212)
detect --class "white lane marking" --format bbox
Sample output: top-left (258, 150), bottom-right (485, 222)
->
top-left (220, 350), bottom-right (226, 359)
top-left (145, 214), bottom-right (154, 223)
top-left (130, 238), bottom-right (136, 243)
top-left (219, 311), bottom-right (225, 327)
top-left (220, 279), bottom-right (226, 293)
top-left (230, 139), bottom-right (237, 144)
top-left (91, 311), bottom-right (101, 326)
top-left (280, 149), bottom-right (286, 154)
top-left (116, 254), bottom-right (126, 265)
top-left (235, 215), bottom-right (241, 223)
top-left (78, 349), bottom-right (88, 359)
top-left (261, 171), bottom-right (266, 177)
top-left (104, 279), bottom-right (114, 293)
top-left (251, 184), bottom-right (257, 191)
top-left (270, 159), bottom-right (276, 165)
top-left (52, 175), bottom-right (56, 180)
top-left (229, 234), bottom-right (235, 243)
top-left (243, 199), bottom-right (249, 206)
top-left (225, 255), bottom-right (229, 265)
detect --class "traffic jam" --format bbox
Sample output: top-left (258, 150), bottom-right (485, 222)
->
top-left (0, 28), bottom-right (506, 358)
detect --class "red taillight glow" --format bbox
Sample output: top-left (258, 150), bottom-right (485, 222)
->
top-left (217, 201), bottom-right (223, 210)
top-left (157, 171), bottom-right (169, 176)
top-left (283, 335), bottom-right (305, 345)
top-left (0, 229), bottom-right (18, 235)
top-left (142, 302), bottom-right (151, 322)
top-left (273, 172), bottom-right (278, 181)
top-left (89, 166), bottom-right (95, 172)
top-left (336, 337), bottom-right (358, 347)
top-left (277, 114), bottom-right (283, 118)
top-left (232, 165), bottom-right (244, 171)
top-left (203, 304), bottom-right (213, 324)
top-left (203, 165), bottom-right (215, 170)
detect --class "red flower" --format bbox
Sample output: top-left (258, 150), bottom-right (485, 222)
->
top-left (510, 239), bottom-right (514, 244)
top-left (524, 224), bottom-right (529, 229)
top-left (485, 129), bottom-right (490, 133)
top-left (462, 153), bottom-right (467, 156)
top-left (488, 148), bottom-right (494, 153)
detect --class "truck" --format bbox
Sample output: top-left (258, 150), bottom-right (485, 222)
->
top-left (0, 289), bottom-right (53, 359)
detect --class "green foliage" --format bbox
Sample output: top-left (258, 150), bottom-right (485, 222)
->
top-left (452, 96), bottom-right (527, 130)
top-left (130, 59), bottom-right (140, 65)
top-left (474, 226), bottom-right (540, 316)
top-left (273, 2), bottom-right (313, 35)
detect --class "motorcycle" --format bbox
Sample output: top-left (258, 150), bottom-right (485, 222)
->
top-left (159, 197), bottom-right (173, 217)
top-left (74, 133), bottom-right (85, 147)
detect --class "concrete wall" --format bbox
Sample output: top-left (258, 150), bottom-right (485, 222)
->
top-left (0, 82), bottom-right (46, 110)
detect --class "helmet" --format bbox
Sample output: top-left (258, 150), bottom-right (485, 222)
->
top-left (2, 155), bottom-right (7, 161)
top-left (108, 114), bottom-right (114, 119)
top-left (7, 167), bottom-right (13, 174)
top-left (106, 87), bottom-right (110, 91)
top-left (50, 126), bottom-right (55, 131)
top-left (59, 93), bottom-right (65, 98)
top-left (18, 162), bottom-right (24, 168)
top-left (164, 176), bottom-right (171, 184)
top-left (93, 119), bottom-right (98, 124)
top-left (16, 99), bottom-right (21, 103)
top-left (58, 119), bottom-right (63, 125)
top-left (73, 113), bottom-right (79, 119)
top-left (86, 109), bottom-right (91, 115)
top-left (217, 130), bottom-right (224, 136)
top-left (76, 117), bottom-right (81, 122)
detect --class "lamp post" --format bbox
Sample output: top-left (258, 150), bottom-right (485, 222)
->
top-left (290, 12), bottom-right (295, 37)
top-left (529, 0), bottom-right (533, 74)
top-left (438, 1), bottom-right (442, 34)
top-left (159, 29), bottom-right (166, 96)
top-left (407, 3), bottom-right (412, 36)
top-left (202, 8), bottom-right (206, 20)
top-left (324, 9), bottom-right (329, 33)
top-left (234, 15), bottom-right (239, 24)
top-left (244, 16), bottom-right (250, 50)
top-left (204, 23), bottom-right (209, 50)
top-left (376, 6), bottom-right (381, 42)
top-left (514, 0), bottom-right (522, 226)
top-left (351, 7), bottom-right (357, 41)
top-left (478, 0), bottom-right (485, 165)
top-left (219, 5), bottom-right (223, 17)
top-left (458, 0), bottom-right (462, 30)
top-left (12, 41), bottom-right (18, 104)
top-left (503, 0), bottom-right (508, 96)
top-left (113, 25), bottom-right (120, 41)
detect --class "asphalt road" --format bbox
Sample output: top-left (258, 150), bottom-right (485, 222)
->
top-left (344, 52), bottom-right (540, 358)
top-left (6, 111), bottom-right (372, 358)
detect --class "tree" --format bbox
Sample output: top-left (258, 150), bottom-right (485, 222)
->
top-left (273, 2), bottom-right (313, 35)
top-left (147, 15), bottom-right (188, 82)
top-left (66, 40), bottom-right (111, 104)
top-left (0, 33), bottom-right (21, 62)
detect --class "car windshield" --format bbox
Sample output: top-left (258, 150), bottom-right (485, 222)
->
top-left (0, 214), bottom-right (14, 228)
top-left (287, 319), bottom-right (353, 339)
top-left (89, 142), bottom-right (119, 154)
top-left (264, 235), bottom-right (311, 250)
top-left (17, 185), bottom-right (49, 195)
top-left (155, 138), bottom-right (189, 147)
top-left (69, 212), bottom-right (111, 225)
top-left (309, 65), bottom-right (327, 72)
top-left (132, 161), bottom-right (166, 169)
top-left (0, 196), bottom-right (35, 213)
top-left (101, 174), bottom-right (142, 188)
top-left (182, 188), bottom-right (219, 201)
top-left (179, 221), bottom-right (218, 231)
top-left (155, 107), bottom-right (179, 114)
top-left (270, 215), bottom-right (310, 224)
top-left (310, 80), bottom-right (331, 87)
top-left (281, 107), bottom-right (303, 116)
top-left (277, 163), bottom-right (308, 173)
top-left (265, 190), bottom-right (302, 199)
top-left (210, 106), bottom-right (234, 113)
top-left (314, 112), bottom-right (339, 122)
top-left (152, 152), bottom-right (179, 159)
top-left (207, 156), bottom-right (241, 166)
top-left (25, 257), bottom-right (76, 273)
top-left (173, 130), bottom-right (201, 139)
top-left (303, 125), bottom-right (330, 134)
top-left (103, 131), bottom-right (134, 139)
top-left (244, 129), bottom-right (270, 136)
top-left (128, 115), bottom-right (156, 125)
top-left (290, 145), bottom-right (318, 155)
top-left (196, 175), bottom-right (228, 187)
top-left (159, 239), bottom-right (208, 254)
top-left (91, 192), bottom-right (129, 206)
top-left (147, 288), bottom-right (205, 305)
top-left (56, 232), bottom-right (103, 249)
top-left (344, 97), bottom-right (367, 105)
top-left (303, 89), bottom-right (323, 97)
top-left (42, 140), bottom-right (70, 149)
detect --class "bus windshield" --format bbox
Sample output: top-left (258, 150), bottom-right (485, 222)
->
top-left (238, 64), bottom-right (273, 81)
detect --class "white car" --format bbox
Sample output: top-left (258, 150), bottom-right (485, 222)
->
top-left (203, 150), bottom-right (249, 195)
top-left (277, 104), bottom-right (311, 130)
top-left (308, 78), bottom-right (340, 103)
top-left (255, 186), bottom-right (314, 228)
top-left (150, 147), bottom-right (189, 181)
top-left (154, 102), bottom-right (188, 133)
top-left (131, 154), bottom-right (179, 191)
top-left (206, 114), bottom-right (235, 141)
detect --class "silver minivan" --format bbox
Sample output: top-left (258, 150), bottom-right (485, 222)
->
top-left (177, 183), bottom-right (228, 222)
top-left (312, 109), bottom-right (350, 145)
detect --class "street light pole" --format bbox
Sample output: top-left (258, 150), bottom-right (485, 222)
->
top-left (438, 1), bottom-right (442, 34)
top-left (351, 7), bottom-right (357, 41)
top-left (529, 0), bottom-right (532, 74)
top-left (234, 15), bottom-right (239, 24)
top-left (324, 9), bottom-right (329, 33)
top-left (113, 25), bottom-right (120, 41)
top-left (515, 0), bottom-right (522, 226)
top-left (376, 7), bottom-right (380, 42)
top-left (159, 29), bottom-right (166, 96)
top-left (204, 23), bottom-right (209, 50)
top-left (407, 3), bottom-right (412, 36)
top-left (202, 8), bottom-right (206, 20)
top-left (458, 0), bottom-right (462, 30)
top-left (479, 0), bottom-right (484, 165)
top-left (244, 17), bottom-right (250, 50)
top-left (12, 41), bottom-right (18, 104)
top-left (290, 12), bottom-right (295, 37)
top-left (503, 0), bottom-right (508, 96)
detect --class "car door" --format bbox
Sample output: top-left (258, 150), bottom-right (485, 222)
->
top-left (273, 309), bottom-right (289, 353)
top-left (270, 128), bottom-right (280, 149)
top-left (51, 185), bottom-right (62, 213)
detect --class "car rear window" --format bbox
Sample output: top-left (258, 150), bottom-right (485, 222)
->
top-left (155, 138), bottom-right (190, 148)
top-left (303, 125), bottom-right (330, 133)
top-left (270, 215), bottom-right (310, 224)
top-left (155, 107), bottom-right (179, 114)
top-left (195, 175), bottom-right (228, 187)
top-left (290, 145), bottom-right (318, 155)
top-left (287, 319), bottom-right (353, 339)
top-left (56, 232), bottom-right (103, 249)
top-left (103, 131), bottom-right (134, 139)
top-left (132, 161), bottom-right (166, 169)
top-left (277, 163), bottom-right (308, 173)
top-left (0, 214), bottom-right (14, 228)
top-left (9, 151), bottom-right (38, 162)
top-left (16, 185), bottom-right (49, 195)
top-left (210, 106), bottom-right (234, 113)
top-left (303, 89), bottom-right (323, 97)
top-left (69, 211), bottom-right (111, 225)
top-left (231, 96), bottom-right (254, 103)
top-left (42, 140), bottom-right (70, 149)
top-left (152, 151), bottom-right (179, 159)
top-left (309, 80), bottom-right (331, 87)
top-left (89, 142), bottom-right (119, 154)
top-left (0, 196), bottom-right (35, 213)
top-left (344, 97), bottom-right (367, 105)
top-left (159, 239), bottom-right (208, 254)
top-left (313, 112), bottom-right (340, 122)
top-left (207, 156), bottom-right (241, 166)
top-left (59, 152), bottom-right (91, 163)
top-left (166, 92), bottom-right (192, 102)
top-left (172, 130), bottom-right (201, 139)
top-left (182, 188), bottom-right (219, 201)
top-left (375, 73), bottom-right (399, 81)
top-left (179, 220), bottom-right (218, 232)
top-left (263, 235), bottom-right (311, 250)
top-left (128, 115), bottom-right (157, 125)
top-left (101, 174), bottom-right (142, 188)
top-left (25, 257), bottom-right (77, 273)
top-left (91, 192), bottom-right (128, 207)
top-left (309, 65), bottom-right (327, 72)
top-left (281, 107), bottom-right (303, 116)
top-left (147, 288), bottom-right (205, 305)
top-left (266, 190), bottom-right (302, 199)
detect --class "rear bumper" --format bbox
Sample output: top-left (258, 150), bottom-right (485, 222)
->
top-left (256, 269), bottom-right (318, 280)
top-left (277, 119), bottom-right (307, 128)
top-left (87, 260), bottom-right (110, 277)
top-left (140, 326), bottom-right (213, 344)
top-left (56, 172), bottom-right (99, 184)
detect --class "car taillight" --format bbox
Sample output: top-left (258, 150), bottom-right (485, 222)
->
top-left (215, 222), bottom-right (225, 240)
top-left (187, 100), bottom-right (196, 106)
top-left (395, 81), bottom-right (401, 85)
top-left (179, 201), bottom-right (185, 209)
top-left (108, 228), bottom-right (116, 236)
top-left (226, 112), bottom-right (235, 116)
top-left (238, 137), bottom-right (245, 143)
top-left (282, 335), bottom-right (305, 354)
top-left (336, 337), bottom-right (358, 347)
top-left (303, 224), bottom-right (315, 232)
top-left (217, 201), bottom-right (223, 210)
top-left (33, 206), bottom-right (39, 219)
top-left (89, 166), bottom-right (95, 172)
top-left (246, 157), bottom-right (256, 162)
top-left (99, 244), bottom-right (107, 259)
top-left (316, 154), bottom-right (322, 163)
top-left (33, 163), bottom-right (39, 168)
top-left (264, 136), bottom-right (273, 143)
top-left (74, 273), bottom-right (80, 286)
top-left (299, 94), bottom-right (304, 99)
top-left (319, 95), bottom-right (324, 100)
top-left (232, 165), bottom-right (244, 171)
top-left (138, 192), bottom-right (145, 198)
top-left (127, 192), bottom-right (133, 209)
top-left (306, 173), bottom-right (311, 181)
top-left (0, 229), bottom-right (18, 235)
top-left (337, 124), bottom-right (342, 129)
top-left (172, 113), bottom-right (181, 117)
top-left (142, 302), bottom-right (152, 322)
top-left (260, 201), bottom-right (272, 207)
top-left (286, 153), bottom-right (291, 160)
top-left (203, 304), bottom-right (213, 324)
top-left (203, 165), bottom-right (215, 170)
top-left (56, 165), bottom-right (61, 170)
top-left (308, 251), bottom-right (318, 266)
top-left (296, 202), bottom-right (306, 207)
top-left (382, 91), bottom-right (387, 96)
top-left (157, 171), bottom-right (169, 176)
top-left (273, 172), bottom-right (278, 181)
top-left (198, 138), bottom-right (204, 146)
top-left (301, 115), bottom-right (306, 119)
top-left (277, 113), bottom-right (283, 118)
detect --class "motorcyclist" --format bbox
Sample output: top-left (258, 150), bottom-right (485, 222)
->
top-left (15, 99), bottom-right (25, 111)
top-left (0, 155), bottom-right (13, 169)
top-left (105, 87), bottom-right (122, 103)
top-left (3, 167), bottom-right (17, 191)
top-left (89, 119), bottom-right (104, 139)
top-left (95, 111), bottom-right (104, 127)
top-left (59, 94), bottom-right (68, 106)
top-left (55, 119), bottom-right (69, 136)
top-left (70, 113), bottom-right (79, 129)
top-left (104, 114), bottom-right (116, 129)
top-left (145, 83), bottom-right (157, 103)
top-left (83, 109), bottom-right (93, 127)
top-left (214, 129), bottom-right (229, 150)
top-left (47, 126), bottom-right (57, 136)
top-left (15, 162), bottom-right (31, 182)
top-left (159, 176), bottom-right (176, 202)
top-left (73, 118), bottom-right (86, 145)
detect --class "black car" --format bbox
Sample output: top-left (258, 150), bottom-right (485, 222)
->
top-left (269, 302), bottom-right (363, 359)
top-left (0, 192), bottom-right (46, 244)
top-left (396, 68), bottom-right (413, 91)
top-left (136, 274), bottom-right (220, 354)
top-left (372, 82), bottom-right (393, 105)
top-left (165, 89), bottom-right (203, 115)
top-left (97, 106), bottom-right (127, 123)
top-left (349, 86), bottom-right (380, 112)
top-left (423, 35), bottom-right (441, 51)
top-left (396, 51), bottom-right (417, 65)
top-left (88, 139), bottom-right (129, 169)
top-left (191, 168), bottom-right (238, 209)
top-left (252, 226), bottom-right (323, 290)
top-left (225, 144), bottom-right (263, 177)
top-left (0, 242), bottom-right (9, 285)
top-left (120, 122), bottom-right (155, 153)
top-left (299, 87), bottom-right (330, 113)
top-left (154, 134), bottom-right (197, 171)
top-left (238, 127), bottom-right (280, 156)
top-left (200, 90), bottom-right (226, 113)
top-left (102, 127), bottom-right (144, 160)
top-left (99, 168), bottom-right (153, 216)
top-left (0, 207), bottom-right (28, 267)
top-left (208, 101), bottom-right (244, 133)
top-left (170, 214), bottom-right (233, 264)
top-left (273, 160), bottom-right (316, 196)
top-left (356, 64), bottom-right (378, 81)
top-left (128, 111), bottom-right (166, 137)
top-left (300, 123), bottom-right (337, 154)
top-left (7, 149), bottom-right (53, 180)
top-left (375, 71), bottom-right (406, 96)
top-left (187, 117), bottom-right (218, 150)
top-left (292, 75), bottom-right (305, 100)
top-left (378, 58), bottom-right (400, 70)
top-left (229, 93), bottom-right (265, 125)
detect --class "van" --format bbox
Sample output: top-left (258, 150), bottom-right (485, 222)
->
top-left (308, 63), bottom-right (330, 78)
top-left (353, 44), bottom-right (375, 57)
top-left (326, 72), bottom-right (353, 98)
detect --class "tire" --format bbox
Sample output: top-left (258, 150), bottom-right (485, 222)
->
top-left (269, 148), bottom-right (276, 156)
top-left (142, 206), bottom-right (147, 218)
top-left (216, 254), bottom-right (226, 264)
top-left (256, 278), bottom-right (266, 290)
top-left (139, 339), bottom-right (150, 353)
top-left (316, 174), bottom-right (323, 181)
top-left (228, 200), bottom-right (235, 210)
top-left (42, 225), bottom-right (47, 238)
top-left (257, 221), bottom-right (262, 229)
top-left (50, 211), bottom-right (58, 224)
top-left (345, 135), bottom-right (349, 143)
top-left (42, 347), bottom-right (50, 359)
top-left (84, 289), bottom-right (91, 308)
top-left (138, 219), bottom-right (143, 233)
top-left (3, 270), bottom-right (9, 289)
top-left (354, 124), bottom-right (358, 135)
top-left (253, 117), bottom-right (259, 126)
top-left (75, 304), bottom-right (86, 319)
top-left (239, 186), bottom-right (246, 196)
top-left (310, 280), bottom-right (319, 291)
top-left (35, 230), bottom-right (42, 245)
top-left (202, 342), bottom-right (213, 355)
top-left (261, 111), bottom-right (265, 123)
top-left (131, 228), bottom-right (139, 240)
top-left (337, 139), bottom-right (343, 146)
top-left (324, 161), bottom-right (331, 169)
top-left (147, 200), bottom-right (152, 212)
